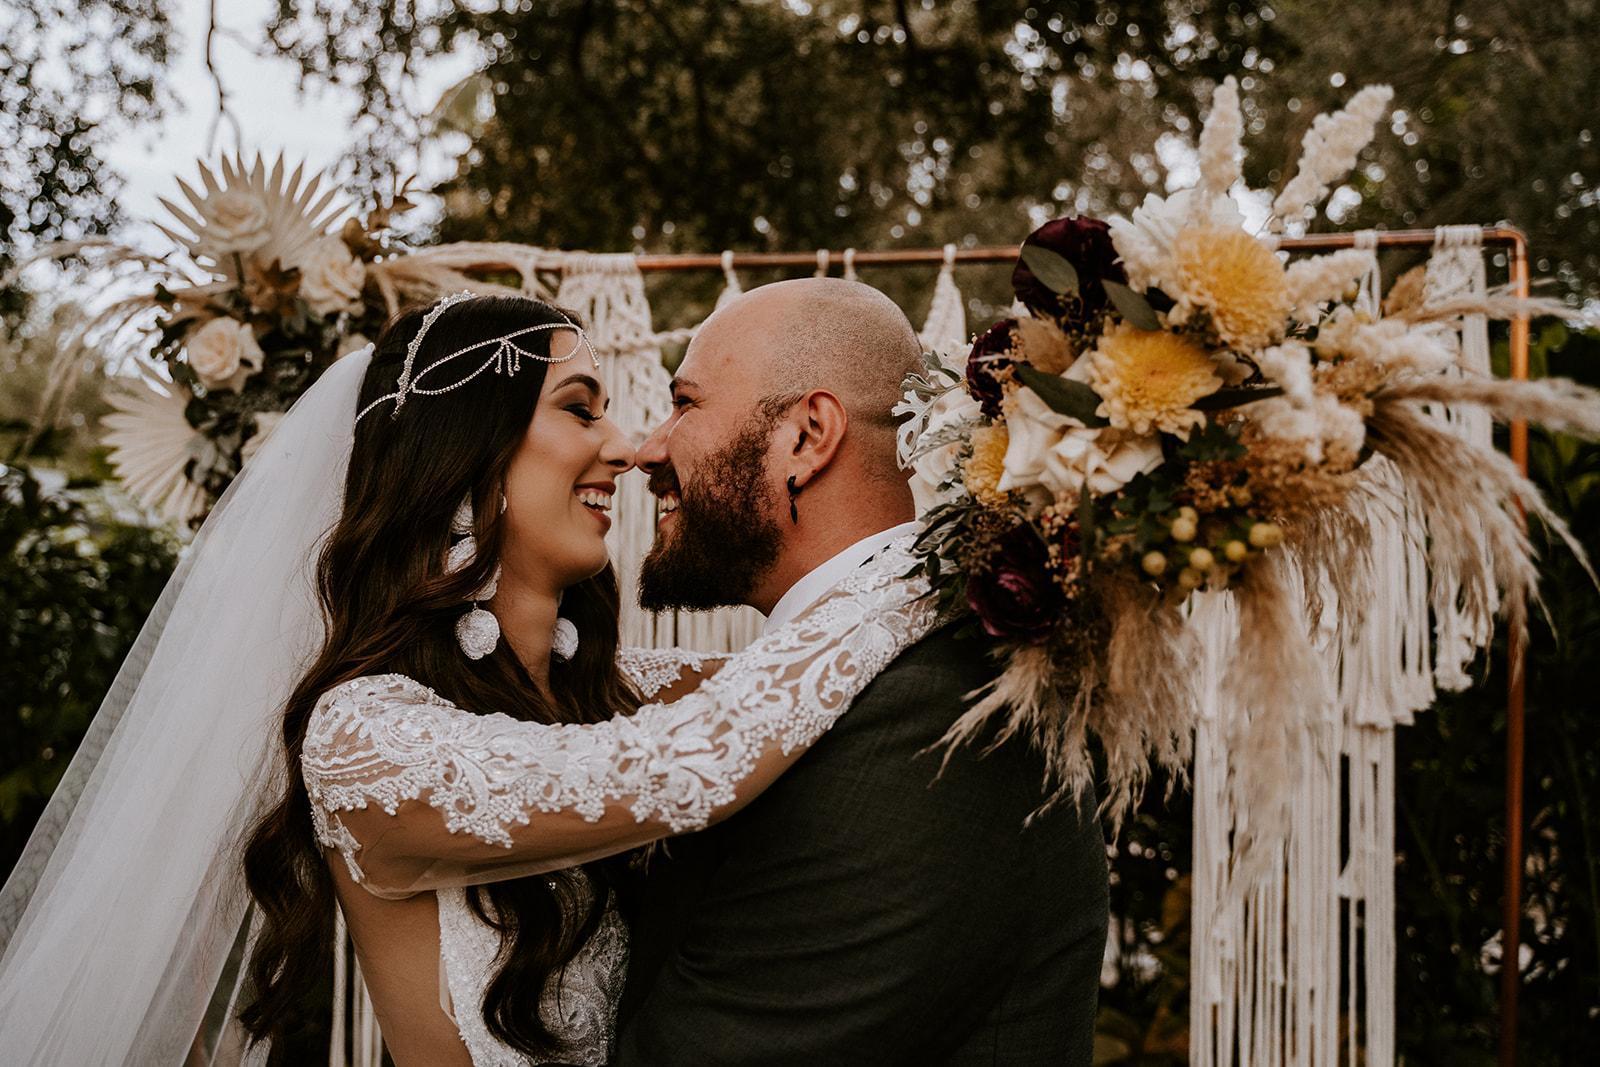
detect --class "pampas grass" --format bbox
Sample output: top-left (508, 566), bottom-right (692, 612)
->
top-left (935, 576), bottom-right (1200, 830)
top-left (1216, 556), bottom-right (1328, 885)
top-left (1366, 394), bottom-right (1592, 675)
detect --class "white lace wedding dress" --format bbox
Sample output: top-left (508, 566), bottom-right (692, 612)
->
top-left (300, 539), bottom-right (935, 1065)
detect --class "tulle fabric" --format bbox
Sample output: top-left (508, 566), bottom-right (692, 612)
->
top-left (0, 349), bottom-right (371, 1064)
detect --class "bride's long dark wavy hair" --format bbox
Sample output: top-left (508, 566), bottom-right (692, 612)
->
top-left (240, 295), bottom-right (638, 1061)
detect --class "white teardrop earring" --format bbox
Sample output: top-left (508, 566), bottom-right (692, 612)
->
top-left (447, 493), bottom-right (502, 660)
top-left (550, 587), bottom-right (578, 662)
top-left (551, 617), bottom-right (579, 661)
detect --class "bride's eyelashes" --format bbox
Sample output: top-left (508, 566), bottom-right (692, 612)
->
top-left (564, 403), bottom-right (601, 425)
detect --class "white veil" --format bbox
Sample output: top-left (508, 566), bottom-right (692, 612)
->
top-left (0, 347), bottom-right (372, 1064)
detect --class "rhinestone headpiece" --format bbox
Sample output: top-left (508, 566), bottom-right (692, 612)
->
top-left (355, 291), bottom-right (602, 425)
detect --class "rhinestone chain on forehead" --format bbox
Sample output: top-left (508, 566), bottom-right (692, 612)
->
top-left (355, 292), bottom-right (602, 425)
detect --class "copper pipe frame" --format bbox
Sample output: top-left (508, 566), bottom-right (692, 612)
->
top-left (637, 227), bottom-right (1533, 1063)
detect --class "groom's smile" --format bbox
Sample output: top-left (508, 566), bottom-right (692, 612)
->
top-left (647, 465), bottom-right (683, 532)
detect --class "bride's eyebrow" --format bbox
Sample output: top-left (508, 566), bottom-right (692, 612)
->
top-left (551, 372), bottom-right (603, 396)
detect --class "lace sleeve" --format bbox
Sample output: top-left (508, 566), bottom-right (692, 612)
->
top-left (617, 646), bottom-right (727, 699)
top-left (302, 537), bottom-right (937, 898)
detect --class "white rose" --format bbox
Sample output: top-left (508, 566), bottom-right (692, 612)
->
top-left (998, 386), bottom-right (1163, 500)
top-left (297, 237), bottom-right (367, 317)
top-left (187, 318), bottom-right (265, 392)
top-left (201, 190), bottom-right (272, 256)
top-left (906, 388), bottom-right (982, 513)
top-left (240, 411), bottom-right (286, 467)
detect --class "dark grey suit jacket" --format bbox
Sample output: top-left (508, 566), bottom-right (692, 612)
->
top-left (612, 621), bottom-right (1109, 1065)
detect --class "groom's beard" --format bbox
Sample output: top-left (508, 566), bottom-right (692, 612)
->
top-left (638, 416), bottom-right (784, 612)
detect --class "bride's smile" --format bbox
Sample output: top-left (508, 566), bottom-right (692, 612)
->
top-left (499, 355), bottom-right (635, 599)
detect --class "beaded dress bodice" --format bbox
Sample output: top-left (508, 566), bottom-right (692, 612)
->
top-left (436, 877), bottom-right (628, 1065)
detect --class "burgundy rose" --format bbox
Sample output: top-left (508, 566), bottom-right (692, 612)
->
top-left (1011, 216), bottom-right (1127, 328)
top-left (965, 318), bottom-right (1018, 419)
top-left (966, 525), bottom-right (1063, 645)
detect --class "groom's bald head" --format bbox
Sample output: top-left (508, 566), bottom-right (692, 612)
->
top-left (697, 277), bottom-right (923, 458)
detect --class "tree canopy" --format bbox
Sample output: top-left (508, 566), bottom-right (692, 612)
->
top-left (0, 0), bottom-right (175, 316)
top-left (263, 0), bottom-right (1597, 304)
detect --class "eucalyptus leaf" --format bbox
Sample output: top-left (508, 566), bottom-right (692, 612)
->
top-left (1103, 280), bottom-right (1161, 331)
top-left (1191, 385), bottom-right (1285, 411)
top-left (1015, 363), bottom-right (1110, 427)
top-left (1020, 243), bottom-right (1079, 296)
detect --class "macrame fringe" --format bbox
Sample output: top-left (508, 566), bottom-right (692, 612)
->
top-left (919, 244), bottom-right (969, 359)
top-left (1188, 228), bottom-right (1539, 1067)
top-left (714, 250), bottom-right (743, 309)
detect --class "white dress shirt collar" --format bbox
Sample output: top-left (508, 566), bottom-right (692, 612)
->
top-left (761, 521), bottom-right (921, 635)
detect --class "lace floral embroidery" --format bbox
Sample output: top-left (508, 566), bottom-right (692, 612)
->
top-left (617, 646), bottom-right (715, 699)
top-left (301, 537), bottom-right (935, 884)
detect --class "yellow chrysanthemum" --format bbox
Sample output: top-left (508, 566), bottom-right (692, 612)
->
top-left (1086, 323), bottom-right (1222, 439)
top-left (1171, 225), bottom-right (1291, 352)
top-left (965, 424), bottom-right (1011, 505)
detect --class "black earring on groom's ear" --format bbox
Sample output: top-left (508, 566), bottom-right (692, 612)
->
top-left (786, 475), bottom-right (801, 524)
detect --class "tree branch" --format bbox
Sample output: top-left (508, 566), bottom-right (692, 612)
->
top-left (204, 0), bottom-right (242, 155)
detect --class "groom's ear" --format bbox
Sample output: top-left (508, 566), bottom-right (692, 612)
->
top-left (784, 389), bottom-right (848, 490)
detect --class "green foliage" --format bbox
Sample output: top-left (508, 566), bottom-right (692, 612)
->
top-left (1249, 0), bottom-right (1600, 303)
top-left (264, 0), bottom-right (1288, 328)
top-left (0, 465), bottom-right (177, 874)
top-left (1, 302), bottom-right (118, 478)
top-left (1392, 329), bottom-right (1600, 1058)
top-left (1095, 775), bottom-right (1194, 1064)
top-left (1015, 362), bottom-right (1110, 425)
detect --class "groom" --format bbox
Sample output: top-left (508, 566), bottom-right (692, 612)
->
top-left (616, 278), bottom-right (1108, 1064)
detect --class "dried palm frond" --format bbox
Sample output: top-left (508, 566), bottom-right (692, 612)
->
top-left (0, 239), bottom-right (177, 293)
top-left (156, 154), bottom-right (345, 282)
top-left (101, 369), bottom-right (208, 525)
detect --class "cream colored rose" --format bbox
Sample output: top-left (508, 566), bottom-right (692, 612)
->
top-left (998, 385), bottom-right (1163, 500)
top-left (240, 411), bottom-right (286, 467)
top-left (187, 318), bottom-right (264, 392)
top-left (297, 237), bottom-right (366, 317)
top-left (907, 387), bottom-right (982, 513)
top-left (201, 190), bottom-right (272, 256)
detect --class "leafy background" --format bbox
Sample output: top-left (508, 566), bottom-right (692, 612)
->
top-left (4, 1), bottom-right (1598, 1061)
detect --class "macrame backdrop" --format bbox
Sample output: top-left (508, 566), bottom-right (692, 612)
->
top-left (324, 249), bottom-right (970, 1067)
top-left (1189, 228), bottom-right (1494, 1067)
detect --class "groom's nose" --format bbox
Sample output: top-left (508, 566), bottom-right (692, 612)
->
top-left (637, 417), bottom-right (672, 476)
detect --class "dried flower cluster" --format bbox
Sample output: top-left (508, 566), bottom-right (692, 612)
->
top-left (104, 155), bottom-right (418, 525)
top-left (896, 78), bottom-right (1600, 858)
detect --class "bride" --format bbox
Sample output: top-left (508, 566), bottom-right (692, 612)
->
top-left (0, 293), bottom-right (935, 1065)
